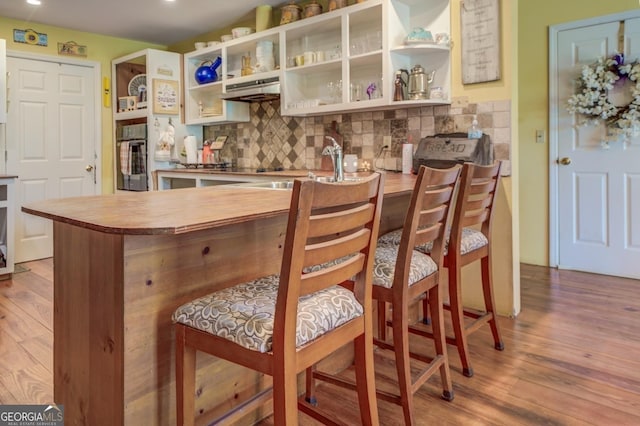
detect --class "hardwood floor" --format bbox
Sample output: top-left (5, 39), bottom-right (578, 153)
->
top-left (1, 260), bottom-right (639, 425)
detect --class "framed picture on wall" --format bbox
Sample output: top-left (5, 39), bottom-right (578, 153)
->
top-left (152, 79), bottom-right (179, 115)
top-left (460, 0), bottom-right (501, 84)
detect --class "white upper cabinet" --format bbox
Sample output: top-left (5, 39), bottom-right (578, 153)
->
top-left (184, 44), bottom-right (253, 125)
top-left (183, 0), bottom-right (450, 120)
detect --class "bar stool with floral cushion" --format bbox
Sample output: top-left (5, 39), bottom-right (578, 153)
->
top-left (377, 161), bottom-right (504, 378)
top-left (306, 165), bottom-right (461, 425)
top-left (173, 173), bottom-right (385, 425)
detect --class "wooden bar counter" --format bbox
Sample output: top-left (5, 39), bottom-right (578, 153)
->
top-left (22, 172), bottom-right (416, 425)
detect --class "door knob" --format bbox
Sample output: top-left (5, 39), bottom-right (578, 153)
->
top-left (559, 157), bottom-right (572, 165)
top-left (86, 165), bottom-right (94, 172)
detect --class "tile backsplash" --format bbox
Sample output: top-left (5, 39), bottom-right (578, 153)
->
top-left (204, 99), bottom-right (511, 175)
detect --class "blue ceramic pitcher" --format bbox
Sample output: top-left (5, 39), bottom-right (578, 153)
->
top-left (195, 56), bottom-right (222, 84)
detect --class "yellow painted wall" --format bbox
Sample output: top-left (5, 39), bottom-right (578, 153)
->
top-left (518, 1), bottom-right (639, 266)
top-left (450, 0), bottom-right (512, 102)
top-left (450, 0), bottom-right (519, 316)
top-left (0, 17), bottom-right (165, 194)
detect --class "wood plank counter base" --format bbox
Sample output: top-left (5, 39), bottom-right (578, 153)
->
top-left (23, 173), bottom-right (416, 425)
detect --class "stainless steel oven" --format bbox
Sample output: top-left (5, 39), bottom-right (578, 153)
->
top-left (116, 124), bottom-right (148, 191)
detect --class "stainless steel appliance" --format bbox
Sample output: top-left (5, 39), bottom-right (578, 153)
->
top-left (116, 123), bottom-right (148, 191)
top-left (221, 76), bottom-right (280, 102)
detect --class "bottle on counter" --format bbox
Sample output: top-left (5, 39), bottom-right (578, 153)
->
top-left (202, 140), bottom-right (211, 164)
top-left (468, 115), bottom-right (482, 139)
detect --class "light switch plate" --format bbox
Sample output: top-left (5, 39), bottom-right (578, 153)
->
top-left (536, 130), bottom-right (545, 144)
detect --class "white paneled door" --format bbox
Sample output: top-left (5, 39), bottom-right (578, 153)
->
top-left (6, 55), bottom-right (99, 262)
top-left (553, 17), bottom-right (640, 279)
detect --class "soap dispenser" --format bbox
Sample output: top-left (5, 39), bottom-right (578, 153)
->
top-left (468, 115), bottom-right (482, 139)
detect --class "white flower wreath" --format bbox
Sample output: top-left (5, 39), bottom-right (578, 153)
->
top-left (567, 54), bottom-right (640, 140)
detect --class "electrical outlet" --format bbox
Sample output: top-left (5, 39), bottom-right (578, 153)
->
top-left (451, 96), bottom-right (469, 108)
top-left (536, 130), bottom-right (545, 144)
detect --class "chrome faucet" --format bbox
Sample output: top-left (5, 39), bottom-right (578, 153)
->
top-left (322, 136), bottom-right (344, 182)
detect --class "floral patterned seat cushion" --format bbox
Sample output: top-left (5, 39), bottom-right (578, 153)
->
top-left (172, 275), bottom-right (363, 353)
top-left (377, 227), bottom-right (488, 256)
top-left (373, 245), bottom-right (437, 289)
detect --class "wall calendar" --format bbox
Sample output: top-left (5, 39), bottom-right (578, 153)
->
top-left (460, 0), bottom-right (501, 84)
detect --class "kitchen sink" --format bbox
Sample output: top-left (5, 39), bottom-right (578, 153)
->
top-left (232, 180), bottom-right (295, 189)
top-left (313, 176), bottom-right (363, 183)
top-left (232, 176), bottom-right (363, 190)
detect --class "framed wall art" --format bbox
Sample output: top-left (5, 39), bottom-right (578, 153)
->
top-left (58, 41), bottom-right (87, 57)
top-left (460, 0), bottom-right (501, 84)
top-left (152, 79), bottom-right (179, 115)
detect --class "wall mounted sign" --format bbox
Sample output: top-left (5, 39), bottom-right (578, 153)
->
top-left (152, 79), bottom-right (179, 115)
top-left (13, 29), bottom-right (48, 46)
top-left (460, 0), bottom-right (500, 84)
top-left (157, 65), bottom-right (174, 77)
top-left (58, 41), bottom-right (87, 57)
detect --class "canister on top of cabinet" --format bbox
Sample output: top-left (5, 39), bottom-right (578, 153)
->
top-left (328, 0), bottom-right (346, 11)
top-left (255, 5), bottom-right (273, 31)
top-left (304, 0), bottom-right (322, 18)
top-left (280, 1), bottom-right (302, 25)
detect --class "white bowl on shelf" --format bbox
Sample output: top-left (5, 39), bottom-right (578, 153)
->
top-left (194, 42), bottom-right (206, 50)
top-left (207, 41), bottom-right (221, 47)
top-left (232, 27), bottom-right (254, 38)
top-left (221, 34), bottom-right (233, 42)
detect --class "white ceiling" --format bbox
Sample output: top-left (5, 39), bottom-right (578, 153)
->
top-left (0, 0), bottom-right (286, 45)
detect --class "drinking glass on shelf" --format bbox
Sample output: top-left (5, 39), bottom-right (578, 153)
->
top-left (328, 80), bottom-right (341, 103)
top-left (327, 81), bottom-right (336, 103)
top-left (365, 81), bottom-right (377, 100)
top-left (350, 82), bottom-right (363, 102)
top-left (350, 36), bottom-right (366, 56)
top-left (365, 76), bottom-right (383, 99)
top-left (326, 80), bottom-right (342, 104)
top-left (367, 30), bottom-right (382, 51)
top-left (327, 44), bottom-right (341, 60)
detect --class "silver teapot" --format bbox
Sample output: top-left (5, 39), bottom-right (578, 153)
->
top-left (408, 65), bottom-right (435, 100)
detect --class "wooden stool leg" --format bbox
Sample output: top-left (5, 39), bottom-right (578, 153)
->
top-left (421, 295), bottom-right (432, 325)
top-left (392, 301), bottom-right (414, 425)
top-left (273, 361), bottom-right (299, 425)
top-left (448, 262), bottom-right (474, 377)
top-left (377, 300), bottom-right (388, 341)
top-left (353, 332), bottom-right (380, 426)
top-left (428, 285), bottom-right (454, 401)
top-left (175, 325), bottom-right (196, 426)
top-left (304, 366), bottom-right (318, 405)
top-left (481, 255), bottom-right (504, 350)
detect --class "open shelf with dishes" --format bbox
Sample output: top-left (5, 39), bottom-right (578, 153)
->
top-left (112, 49), bottom-right (194, 192)
top-left (280, 0), bottom-right (450, 116)
top-left (182, 0), bottom-right (451, 118)
top-left (183, 45), bottom-right (250, 125)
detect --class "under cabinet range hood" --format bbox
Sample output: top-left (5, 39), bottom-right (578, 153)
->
top-left (221, 76), bottom-right (280, 102)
